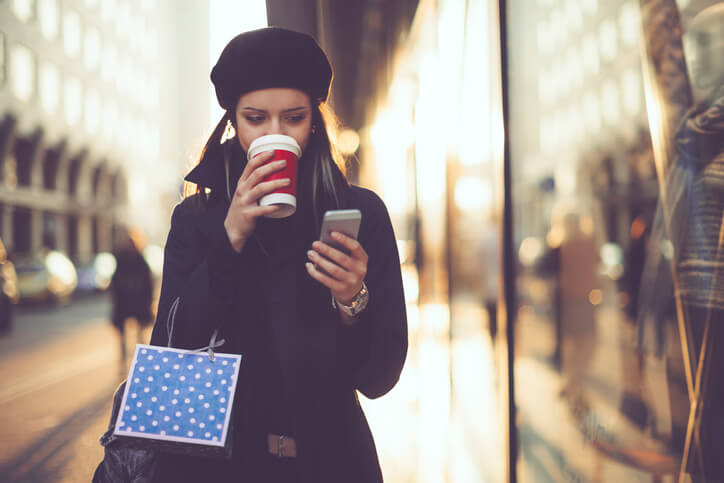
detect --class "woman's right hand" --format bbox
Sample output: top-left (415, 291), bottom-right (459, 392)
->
top-left (224, 151), bottom-right (290, 252)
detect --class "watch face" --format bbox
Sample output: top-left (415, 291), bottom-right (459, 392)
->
top-left (351, 288), bottom-right (369, 315)
top-left (339, 283), bottom-right (368, 316)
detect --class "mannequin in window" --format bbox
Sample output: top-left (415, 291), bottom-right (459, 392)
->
top-left (662, 4), bottom-right (724, 478)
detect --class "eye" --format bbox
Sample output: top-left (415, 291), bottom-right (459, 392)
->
top-left (286, 113), bottom-right (307, 124)
top-left (244, 115), bottom-right (264, 124)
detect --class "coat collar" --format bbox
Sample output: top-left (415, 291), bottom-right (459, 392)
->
top-left (184, 153), bottom-right (228, 193)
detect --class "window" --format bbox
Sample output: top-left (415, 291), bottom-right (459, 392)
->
top-left (101, 0), bottom-right (116, 22)
top-left (567, 48), bottom-right (584, 89)
top-left (564, 0), bottom-right (583, 32)
top-left (143, 29), bottom-right (158, 61)
top-left (622, 68), bottom-right (642, 116)
top-left (39, 62), bottom-right (60, 113)
top-left (140, 0), bottom-right (156, 12)
top-left (102, 101), bottom-right (117, 142)
top-left (582, 0), bottom-right (598, 16)
top-left (129, 14), bottom-right (143, 52)
top-left (84, 27), bottom-right (101, 71)
top-left (84, 88), bottom-right (101, 134)
top-left (601, 79), bottom-right (620, 124)
top-left (538, 68), bottom-right (552, 105)
top-left (64, 76), bottom-right (82, 126)
top-left (599, 19), bottom-right (618, 62)
top-left (619, 2), bottom-right (640, 48)
top-left (10, 43), bottom-right (35, 102)
top-left (582, 34), bottom-right (600, 75)
top-left (115, 1), bottom-right (131, 37)
top-left (11, 0), bottom-right (35, 23)
top-left (38, 0), bottom-right (59, 40)
top-left (63, 9), bottom-right (82, 58)
top-left (583, 90), bottom-right (601, 132)
top-left (537, 21), bottom-right (551, 56)
top-left (114, 54), bottom-right (128, 95)
top-left (101, 43), bottom-right (117, 82)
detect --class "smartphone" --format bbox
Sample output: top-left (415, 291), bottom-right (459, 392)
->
top-left (319, 209), bottom-right (362, 252)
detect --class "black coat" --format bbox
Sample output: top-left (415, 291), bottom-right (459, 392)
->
top-left (148, 156), bottom-right (408, 481)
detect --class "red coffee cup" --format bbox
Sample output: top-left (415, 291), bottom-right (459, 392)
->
top-left (247, 134), bottom-right (302, 218)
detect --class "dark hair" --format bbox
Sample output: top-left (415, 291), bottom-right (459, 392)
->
top-left (184, 100), bottom-right (349, 233)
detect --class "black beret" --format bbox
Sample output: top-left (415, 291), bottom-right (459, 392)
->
top-left (211, 27), bottom-right (333, 110)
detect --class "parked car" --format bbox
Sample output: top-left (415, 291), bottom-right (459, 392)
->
top-left (15, 250), bottom-right (78, 304)
top-left (76, 252), bottom-right (117, 293)
top-left (0, 239), bottom-right (19, 331)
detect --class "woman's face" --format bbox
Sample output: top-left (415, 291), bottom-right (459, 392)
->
top-left (234, 88), bottom-right (314, 153)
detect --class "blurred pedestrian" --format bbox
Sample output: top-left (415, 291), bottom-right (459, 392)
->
top-left (109, 227), bottom-right (154, 362)
top-left (554, 211), bottom-right (599, 403)
top-left (478, 220), bottom-right (499, 344)
top-left (97, 27), bottom-right (408, 482)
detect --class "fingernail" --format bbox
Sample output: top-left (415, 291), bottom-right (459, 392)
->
top-left (305, 262), bottom-right (313, 270)
top-left (307, 250), bottom-right (314, 258)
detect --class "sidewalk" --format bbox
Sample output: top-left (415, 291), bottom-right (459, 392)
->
top-left (0, 295), bottom-right (146, 482)
top-left (515, 304), bottom-right (679, 482)
top-left (363, 299), bottom-right (503, 483)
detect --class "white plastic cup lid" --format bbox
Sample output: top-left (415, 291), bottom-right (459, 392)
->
top-left (247, 134), bottom-right (302, 161)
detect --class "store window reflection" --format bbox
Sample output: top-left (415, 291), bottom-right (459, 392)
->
top-left (508, 0), bottom-right (724, 480)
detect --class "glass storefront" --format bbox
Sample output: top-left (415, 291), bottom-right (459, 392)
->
top-left (359, 1), bottom-right (507, 481)
top-left (505, 0), bottom-right (724, 480)
top-left (356, 0), bottom-right (724, 479)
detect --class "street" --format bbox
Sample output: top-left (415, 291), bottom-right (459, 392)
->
top-left (0, 295), bottom-right (132, 482)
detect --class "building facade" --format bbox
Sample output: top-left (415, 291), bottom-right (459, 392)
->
top-left (0, 0), bottom-right (196, 263)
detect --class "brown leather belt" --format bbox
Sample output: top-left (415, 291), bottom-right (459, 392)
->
top-left (267, 434), bottom-right (297, 458)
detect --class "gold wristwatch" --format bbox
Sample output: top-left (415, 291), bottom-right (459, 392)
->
top-left (333, 282), bottom-right (369, 317)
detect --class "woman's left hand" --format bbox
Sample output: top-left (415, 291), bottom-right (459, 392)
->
top-left (306, 232), bottom-right (368, 305)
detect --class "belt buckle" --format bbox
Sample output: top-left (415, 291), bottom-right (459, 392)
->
top-left (277, 434), bottom-right (286, 458)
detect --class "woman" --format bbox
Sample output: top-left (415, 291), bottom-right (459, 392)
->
top-left (150, 27), bottom-right (407, 481)
top-left (109, 227), bottom-right (154, 363)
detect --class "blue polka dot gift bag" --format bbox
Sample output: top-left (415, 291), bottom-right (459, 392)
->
top-left (111, 342), bottom-right (241, 458)
top-left (93, 298), bottom-right (241, 479)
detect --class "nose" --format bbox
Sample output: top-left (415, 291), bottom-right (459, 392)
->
top-left (267, 116), bottom-right (283, 135)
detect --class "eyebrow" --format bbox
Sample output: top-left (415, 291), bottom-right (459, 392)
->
top-left (240, 106), bottom-right (310, 113)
